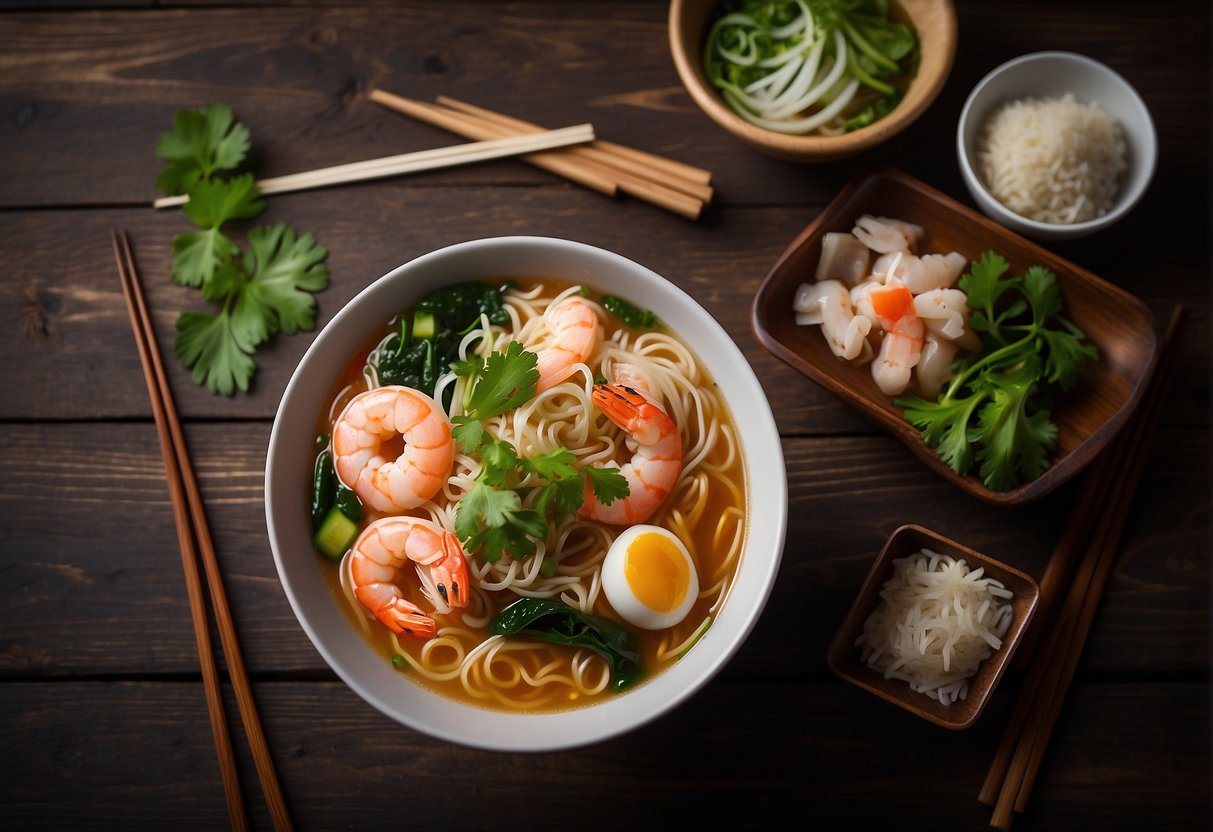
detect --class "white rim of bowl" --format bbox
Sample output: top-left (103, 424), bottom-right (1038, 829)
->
top-left (957, 50), bottom-right (1157, 235)
top-left (265, 235), bottom-right (788, 752)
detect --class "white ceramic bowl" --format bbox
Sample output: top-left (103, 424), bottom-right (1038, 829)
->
top-left (264, 236), bottom-right (787, 752)
top-left (957, 51), bottom-right (1157, 241)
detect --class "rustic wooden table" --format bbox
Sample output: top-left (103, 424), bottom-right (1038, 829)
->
top-left (1, 2), bottom-right (1208, 829)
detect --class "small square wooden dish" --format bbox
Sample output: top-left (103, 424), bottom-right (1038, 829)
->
top-left (751, 167), bottom-right (1159, 505)
top-left (827, 524), bottom-right (1040, 730)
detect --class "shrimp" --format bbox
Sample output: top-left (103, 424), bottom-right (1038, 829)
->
top-left (794, 279), bottom-right (872, 360)
top-left (913, 287), bottom-right (981, 350)
top-left (853, 215), bottom-right (923, 254)
top-left (916, 333), bottom-right (958, 399)
top-left (533, 297), bottom-right (600, 393)
top-left (815, 231), bottom-right (871, 286)
top-left (868, 283), bottom-right (924, 396)
top-left (349, 516), bottom-right (470, 638)
top-left (579, 383), bottom-right (683, 525)
top-left (874, 250), bottom-right (968, 294)
top-left (610, 362), bottom-right (655, 397)
top-left (332, 385), bottom-right (454, 513)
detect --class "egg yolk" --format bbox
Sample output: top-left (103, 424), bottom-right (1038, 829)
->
top-left (624, 532), bottom-right (690, 613)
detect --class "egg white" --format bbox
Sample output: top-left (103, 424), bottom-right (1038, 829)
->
top-left (601, 524), bottom-right (699, 630)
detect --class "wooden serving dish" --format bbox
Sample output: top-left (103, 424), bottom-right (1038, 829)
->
top-left (827, 524), bottom-right (1040, 730)
top-left (751, 167), bottom-right (1159, 505)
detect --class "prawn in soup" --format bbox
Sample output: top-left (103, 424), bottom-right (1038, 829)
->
top-left (309, 279), bottom-right (747, 712)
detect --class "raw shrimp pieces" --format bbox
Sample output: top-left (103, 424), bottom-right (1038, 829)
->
top-left (793, 216), bottom-right (976, 398)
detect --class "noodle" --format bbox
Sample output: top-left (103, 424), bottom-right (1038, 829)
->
top-left (318, 278), bottom-right (747, 712)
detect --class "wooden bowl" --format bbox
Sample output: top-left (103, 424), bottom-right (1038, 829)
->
top-left (827, 524), bottom-right (1040, 730)
top-left (668, 0), bottom-right (958, 162)
top-left (751, 167), bottom-right (1159, 505)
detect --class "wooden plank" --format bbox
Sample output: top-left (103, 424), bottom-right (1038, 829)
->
top-left (0, 3), bottom-right (1206, 211)
top-left (1, 423), bottom-right (1206, 677)
top-left (0, 192), bottom-right (1206, 426)
top-left (0, 679), bottom-right (1207, 830)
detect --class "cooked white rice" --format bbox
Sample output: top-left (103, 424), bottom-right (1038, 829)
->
top-left (976, 92), bottom-right (1127, 224)
top-left (855, 548), bottom-right (1014, 704)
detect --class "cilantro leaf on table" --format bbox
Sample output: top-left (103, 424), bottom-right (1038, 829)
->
top-left (894, 251), bottom-right (1098, 491)
top-left (171, 175), bottom-right (265, 289)
top-left (155, 102), bottom-right (251, 195)
top-left (154, 103), bottom-right (329, 395)
top-left (172, 225), bottom-right (330, 395)
top-left (241, 223), bottom-right (330, 334)
top-left (174, 309), bottom-right (259, 396)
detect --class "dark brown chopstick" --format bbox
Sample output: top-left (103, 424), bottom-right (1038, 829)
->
top-left (112, 230), bottom-right (293, 832)
top-left (981, 304), bottom-right (1185, 830)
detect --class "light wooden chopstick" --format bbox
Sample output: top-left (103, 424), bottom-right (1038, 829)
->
top-left (436, 95), bottom-right (715, 202)
top-left (112, 229), bottom-right (294, 832)
top-left (152, 123), bottom-right (596, 208)
top-left (981, 305), bottom-right (1184, 831)
top-left (369, 89), bottom-right (713, 220)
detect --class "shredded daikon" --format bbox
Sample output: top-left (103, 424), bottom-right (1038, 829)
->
top-left (703, 0), bottom-right (918, 135)
top-left (855, 548), bottom-right (1014, 704)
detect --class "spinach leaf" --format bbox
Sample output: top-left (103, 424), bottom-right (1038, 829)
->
top-left (377, 327), bottom-right (462, 393)
top-left (310, 447), bottom-right (335, 531)
top-left (310, 445), bottom-right (361, 532)
top-left (601, 294), bottom-right (662, 329)
top-left (375, 281), bottom-right (512, 400)
top-left (489, 598), bottom-right (645, 691)
top-left (416, 281), bottom-right (511, 330)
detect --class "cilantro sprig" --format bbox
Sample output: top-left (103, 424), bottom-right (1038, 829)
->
top-left (155, 102), bottom-right (330, 395)
top-left (894, 251), bottom-right (1098, 491)
top-left (450, 343), bottom-right (629, 563)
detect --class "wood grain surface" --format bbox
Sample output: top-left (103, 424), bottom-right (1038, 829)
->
top-left (0, 2), bottom-right (1208, 830)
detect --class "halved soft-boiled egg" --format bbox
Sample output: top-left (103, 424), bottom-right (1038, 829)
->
top-left (602, 525), bottom-right (699, 630)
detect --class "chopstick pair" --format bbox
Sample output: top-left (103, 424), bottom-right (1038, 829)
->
top-left (151, 122), bottom-right (597, 209)
top-left (112, 230), bottom-right (293, 832)
top-left (368, 89), bottom-right (715, 220)
top-left (980, 305), bottom-right (1185, 830)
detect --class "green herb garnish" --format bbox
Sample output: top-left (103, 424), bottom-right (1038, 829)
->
top-left (155, 102), bottom-right (329, 395)
top-left (451, 343), bottom-right (628, 563)
top-left (894, 251), bottom-right (1098, 491)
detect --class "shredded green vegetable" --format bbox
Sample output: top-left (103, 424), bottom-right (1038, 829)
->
top-left (703, 0), bottom-right (918, 135)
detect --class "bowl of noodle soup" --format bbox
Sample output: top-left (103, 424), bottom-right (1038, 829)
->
top-left (265, 236), bottom-right (786, 751)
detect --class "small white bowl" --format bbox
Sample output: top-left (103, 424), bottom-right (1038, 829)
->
top-left (957, 51), bottom-right (1157, 241)
top-left (264, 236), bottom-right (787, 752)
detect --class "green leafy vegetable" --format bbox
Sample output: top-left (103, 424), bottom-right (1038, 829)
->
top-left (488, 598), bottom-right (645, 691)
top-left (460, 340), bottom-right (541, 422)
top-left (154, 102), bottom-right (251, 195)
top-left (310, 445), bottom-right (361, 535)
top-left (375, 282), bottom-right (518, 404)
top-left (154, 102), bottom-right (329, 395)
top-left (416, 281), bottom-right (512, 330)
top-left (601, 294), bottom-right (662, 329)
top-left (450, 344), bottom-right (629, 563)
top-left (894, 251), bottom-right (1098, 491)
top-left (704, 0), bottom-right (918, 135)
